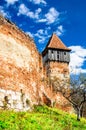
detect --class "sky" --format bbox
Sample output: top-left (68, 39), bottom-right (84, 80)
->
top-left (0, 0), bottom-right (86, 74)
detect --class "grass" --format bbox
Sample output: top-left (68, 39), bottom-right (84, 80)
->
top-left (0, 105), bottom-right (86, 130)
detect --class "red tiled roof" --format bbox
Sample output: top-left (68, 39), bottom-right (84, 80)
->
top-left (45, 33), bottom-right (71, 51)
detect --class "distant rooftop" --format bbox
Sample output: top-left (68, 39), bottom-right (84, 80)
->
top-left (42, 33), bottom-right (71, 54)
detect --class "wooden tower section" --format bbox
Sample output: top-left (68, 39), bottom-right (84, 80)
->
top-left (42, 33), bottom-right (71, 90)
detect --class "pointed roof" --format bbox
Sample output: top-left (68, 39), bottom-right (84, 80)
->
top-left (42, 33), bottom-right (71, 54)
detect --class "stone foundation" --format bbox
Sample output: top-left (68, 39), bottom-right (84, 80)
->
top-left (0, 88), bottom-right (31, 111)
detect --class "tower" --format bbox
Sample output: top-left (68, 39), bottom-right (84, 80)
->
top-left (42, 33), bottom-right (71, 89)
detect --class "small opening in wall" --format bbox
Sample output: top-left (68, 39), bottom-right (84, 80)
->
top-left (51, 50), bottom-right (53, 53)
top-left (57, 51), bottom-right (59, 54)
top-left (3, 96), bottom-right (9, 109)
top-left (64, 52), bottom-right (66, 55)
top-left (63, 69), bottom-right (68, 75)
top-left (4, 96), bottom-right (9, 102)
top-left (57, 55), bottom-right (59, 59)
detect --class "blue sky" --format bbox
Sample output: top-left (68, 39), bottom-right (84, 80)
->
top-left (0, 0), bottom-right (86, 74)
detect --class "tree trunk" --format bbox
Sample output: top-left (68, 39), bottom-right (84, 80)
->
top-left (80, 106), bottom-right (83, 117)
top-left (77, 108), bottom-right (81, 121)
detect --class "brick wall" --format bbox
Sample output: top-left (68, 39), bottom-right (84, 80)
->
top-left (0, 16), bottom-right (73, 112)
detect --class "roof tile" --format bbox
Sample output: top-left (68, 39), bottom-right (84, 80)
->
top-left (47, 33), bottom-right (71, 51)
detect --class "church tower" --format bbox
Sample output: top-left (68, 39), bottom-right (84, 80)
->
top-left (42, 33), bottom-right (71, 89)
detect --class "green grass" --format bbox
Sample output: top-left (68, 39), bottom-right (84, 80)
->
top-left (0, 105), bottom-right (86, 130)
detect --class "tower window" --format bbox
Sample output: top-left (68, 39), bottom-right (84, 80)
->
top-left (57, 55), bottom-right (59, 59)
top-left (51, 50), bottom-right (53, 53)
top-left (57, 51), bottom-right (59, 54)
top-left (57, 53), bottom-right (59, 61)
top-left (64, 52), bottom-right (66, 55)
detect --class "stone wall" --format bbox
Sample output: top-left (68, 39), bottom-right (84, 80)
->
top-left (0, 88), bottom-right (31, 111)
top-left (0, 16), bottom-right (73, 112)
top-left (43, 61), bottom-right (73, 112)
top-left (0, 16), bottom-right (44, 110)
top-left (49, 61), bottom-right (69, 79)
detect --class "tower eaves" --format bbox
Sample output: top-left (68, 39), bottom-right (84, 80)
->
top-left (44, 33), bottom-right (71, 52)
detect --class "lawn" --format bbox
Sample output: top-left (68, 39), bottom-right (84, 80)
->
top-left (0, 105), bottom-right (86, 130)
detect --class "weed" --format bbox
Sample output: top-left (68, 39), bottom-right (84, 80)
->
top-left (0, 106), bottom-right (86, 130)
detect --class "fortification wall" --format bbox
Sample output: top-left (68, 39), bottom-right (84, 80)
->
top-left (0, 16), bottom-right (44, 110)
top-left (0, 16), bottom-right (73, 112)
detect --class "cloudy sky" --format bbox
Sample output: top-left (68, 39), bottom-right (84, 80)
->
top-left (0, 0), bottom-right (86, 74)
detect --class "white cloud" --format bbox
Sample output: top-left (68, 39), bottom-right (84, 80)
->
top-left (18, 5), bottom-right (60, 25)
top-left (17, 4), bottom-right (28, 16)
top-left (29, 0), bottom-right (47, 5)
top-left (0, 6), bottom-right (11, 18)
top-left (58, 25), bottom-right (63, 32)
top-left (26, 32), bottom-right (34, 38)
top-left (5, 0), bottom-right (18, 5)
top-left (69, 46), bottom-right (86, 74)
top-left (26, 27), bottom-right (50, 45)
top-left (55, 25), bottom-right (64, 36)
top-left (17, 4), bottom-right (41, 19)
top-left (25, 27), bottom-right (51, 52)
top-left (34, 8), bottom-right (42, 19)
top-left (37, 18), bottom-right (46, 23)
top-left (45, 8), bottom-right (59, 24)
top-left (34, 27), bottom-right (51, 43)
top-left (26, 27), bottom-right (51, 43)
top-left (38, 7), bottom-right (60, 24)
top-left (34, 30), bottom-right (46, 43)
top-left (0, 6), bottom-right (7, 17)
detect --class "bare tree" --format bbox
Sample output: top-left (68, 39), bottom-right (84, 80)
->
top-left (51, 74), bottom-right (86, 121)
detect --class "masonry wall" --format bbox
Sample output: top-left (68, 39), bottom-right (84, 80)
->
top-left (43, 61), bottom-right (72, 111)
top-left (0, 16), bottom-right (43, 110)
top-left (49, 61), bottom-right (69, 79)
top-left (0, 16), bottom-right (73, 112)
